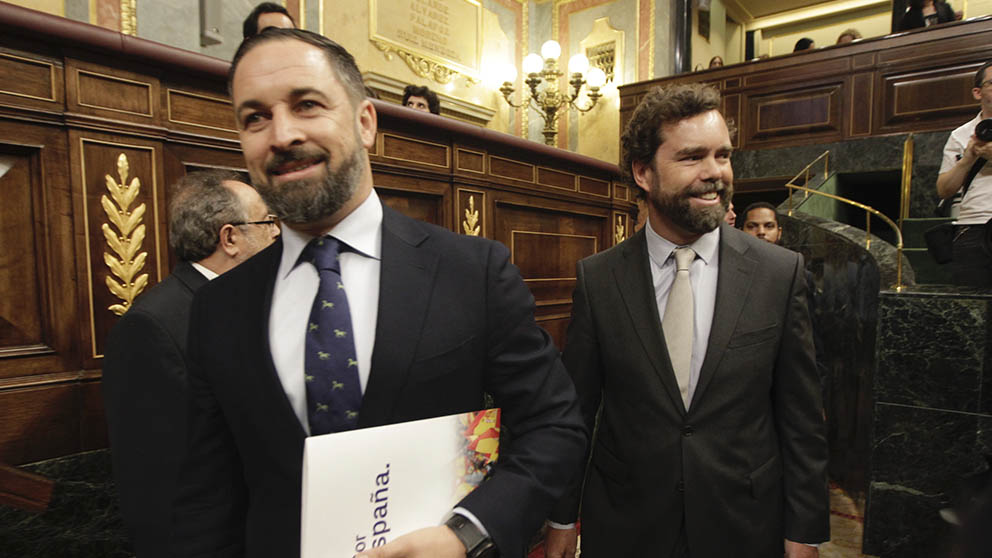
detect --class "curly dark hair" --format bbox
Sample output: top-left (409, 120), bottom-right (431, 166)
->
top-left (402, 85), bottom-right (441, 115)
top-left (168, 170), bottom-right (249, 262)
top-left (620, 83), bottom-right (723, 189)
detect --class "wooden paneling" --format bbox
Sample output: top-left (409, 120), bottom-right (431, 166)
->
top-left (166, 88), bottom-right (237, 136)
top-left (380, 133), bottom-right (450, 169)
top-left (745, 85), bottom-right (842, 147)
top-left (0, 150), bottom-right (44, 352)
top-left (619, 18), bottom-right (992, 151)
top-left (490, 156), bottom-right (534, 182)
top-left (537, 167), bottom-right (576, 191)
top-left (0, 52), bottom-right (56, 102)
top-left (455, 148), bottom-right (485, 174)
top-left (877, 64), bottom-right (980, 133)
top-left (578, 176), bottom-right (610, 197)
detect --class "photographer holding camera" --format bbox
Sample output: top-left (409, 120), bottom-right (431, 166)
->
top-left (937, 60), bottom-right (992, 287)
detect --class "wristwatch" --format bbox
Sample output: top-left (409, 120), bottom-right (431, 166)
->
top-left (444, 514), bottom-right (498, 558)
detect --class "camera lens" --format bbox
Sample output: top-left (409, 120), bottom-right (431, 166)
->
top-left (976, 118), bottom-right (992, 142)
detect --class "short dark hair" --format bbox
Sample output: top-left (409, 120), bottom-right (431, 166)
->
top-left (620, 83), bottom-right (723, 189)
top-left (242, 2), bottom-right (295, 39)
top-left (229, 29), bottom-right (366, 107)
top-left (168, 170), bottom-right (249, 262)
top-left (402, 85), bottom-right (441, 114)
top-left (742, 201), bottom-right (779, 224)
top-left (975, 61), bottom-right (992, 88)
top-left (794, 38), bottom-right (815, 52)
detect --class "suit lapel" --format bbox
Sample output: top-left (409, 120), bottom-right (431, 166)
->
top-left (614, 230), bottom-right (688, 415)
top-left (359, 207), bottom-right (439, 427)
top-left (691, 226), bottom-right (756, 407)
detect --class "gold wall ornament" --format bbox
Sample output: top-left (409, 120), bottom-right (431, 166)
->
top-left (372, 40), bottom-right (478, 85)
top-left (614, 215), bottom-right (626, 245)
top-left (101, 153), bottom-right (149, 316)
top-left (463, 196), bottom-right (481, 236)
top-left (120, 0), bottom-right (137, 36)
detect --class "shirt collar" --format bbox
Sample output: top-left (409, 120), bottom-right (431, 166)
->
top-left (190, 261), bottom-right (219, 280)
top-left (278, 189), bottom-right (384, 279)
top-left (644, 218), bottom-right (720, 268)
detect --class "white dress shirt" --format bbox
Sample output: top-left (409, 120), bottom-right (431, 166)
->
top-left (190, 261), bottom-right (218, 281)
top-left (644, 220), bottom-right (720, 409)
top-left (269, 189), bottom-right (383, 434)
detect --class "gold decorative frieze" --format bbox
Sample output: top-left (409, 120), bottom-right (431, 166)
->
top-left (101, 153), bottom-right (148, 315)
top-left (463, 195), bottom-right (481, 236)
top-left (372, 40), bottom-right (478, 85)
top-left (120, 0), bottom-right (137, 36)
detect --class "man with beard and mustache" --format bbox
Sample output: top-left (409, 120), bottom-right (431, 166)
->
top-left (544, 83), bottom-right (828, 558)
top-left (170, 29), bottom-right (586, 558)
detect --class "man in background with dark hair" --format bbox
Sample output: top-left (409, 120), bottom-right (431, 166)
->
top-left (937, 60), bottom-right (992, 287)
top-left (545, 83), bottom-right (828, 558)
top-left (403, 84), bottom-right (441, 114)
top-left (242, 1), bottom-right (296, 39)
top-left (102, 170), bottom-right (278, 558)
top-left (742, 201), bottom-right (783, 244)
top-left (794, 37), bottom-right (816, 51)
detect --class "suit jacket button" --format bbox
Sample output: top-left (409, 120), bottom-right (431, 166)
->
top-left (682, 425), bottom-right (694, 437)
top-left (677, 480), bottom-right (685, 492)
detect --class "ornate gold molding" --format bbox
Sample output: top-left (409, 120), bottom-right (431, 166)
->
top-left (101, 153), bottom-right (148, 316)
top-left (463, 196), bottom-right (481, 236)
top-left (371, 40), bottom-right (478, 85)
top-left (120, 0), bottom-right (137, 35)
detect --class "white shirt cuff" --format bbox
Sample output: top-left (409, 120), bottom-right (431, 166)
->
top-left (546, 520), bottom-right (576, 530)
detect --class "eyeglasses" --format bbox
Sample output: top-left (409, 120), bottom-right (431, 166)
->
top-left (231, 214), bottom-right (278, 227)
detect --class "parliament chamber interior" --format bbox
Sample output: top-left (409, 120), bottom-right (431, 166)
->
top-left (1, 0), bottom-right (991, 556)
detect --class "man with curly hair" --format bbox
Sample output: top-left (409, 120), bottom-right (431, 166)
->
top-left (545, 83), bottom-right (829, 558)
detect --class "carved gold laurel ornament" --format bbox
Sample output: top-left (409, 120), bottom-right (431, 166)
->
top-left (614, 215), bottom-right (626, 245)
top-left (101, 153), bottom-right (148, 316)
top-left (462, 196), bottom-right (481, 236)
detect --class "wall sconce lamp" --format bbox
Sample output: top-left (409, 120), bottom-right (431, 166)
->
top-left (499, 40), bottom-right (607, 146)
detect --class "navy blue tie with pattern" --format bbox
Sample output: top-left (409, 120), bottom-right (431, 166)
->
top-left (301, 236), bottom-right (362, 435)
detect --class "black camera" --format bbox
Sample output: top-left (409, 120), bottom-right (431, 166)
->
top-left (976, 118), bottom-right (992, 142)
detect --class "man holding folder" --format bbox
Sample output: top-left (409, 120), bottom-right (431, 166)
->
top-left (170, 29), bottom-right (586, 558)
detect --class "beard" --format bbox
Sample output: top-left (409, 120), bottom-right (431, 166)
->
top-left (253, 139), bottom-right (365, 226)
top-left (648, 178), bottom-right (733, 236)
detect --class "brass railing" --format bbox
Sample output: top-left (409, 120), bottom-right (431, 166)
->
top-left (785, 151), bottom-right (905, 291)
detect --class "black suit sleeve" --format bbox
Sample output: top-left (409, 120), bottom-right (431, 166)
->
top-left (102, 309), bottom-right (188, 558)
top-left (547, 259), bottom-right (601, 525)
top-left (455, 241), bottom-right (588, 558)
top-left (774, 254), bottom-right (830, 544)
top-left (169, 299), bottom-right (248, 558)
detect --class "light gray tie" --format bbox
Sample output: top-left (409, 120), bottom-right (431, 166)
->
top-left (663, 246), bottom-right (695, 409)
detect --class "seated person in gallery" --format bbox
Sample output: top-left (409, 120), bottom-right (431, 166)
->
top-left (898, 0), bottom-right (958, 31)
top-left (836, 28), bottom-right (862, 44)
top-left (403, 84), bottom-right (441, 114)
top-left (794, 37), bottom-right (816, 52)
top-left (243, 1), bottom-right (296, 39)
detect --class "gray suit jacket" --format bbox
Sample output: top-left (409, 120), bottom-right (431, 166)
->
top-left (551, 224), bottom-right (829, 557)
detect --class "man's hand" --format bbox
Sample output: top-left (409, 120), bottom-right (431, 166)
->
top-left (969, 135), bottom-right (992, 161)
top-left (784, 539), bottom-right (819, 558)
top-left (544, 526), bottom-right (578, 558)
top-left (356, 526), bottom-right (466, 558)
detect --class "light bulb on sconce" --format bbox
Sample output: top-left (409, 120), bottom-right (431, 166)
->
top-left (540, 40), bottom-right (561, 61)
top-left (499, 42), bottom-right (604, 146)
